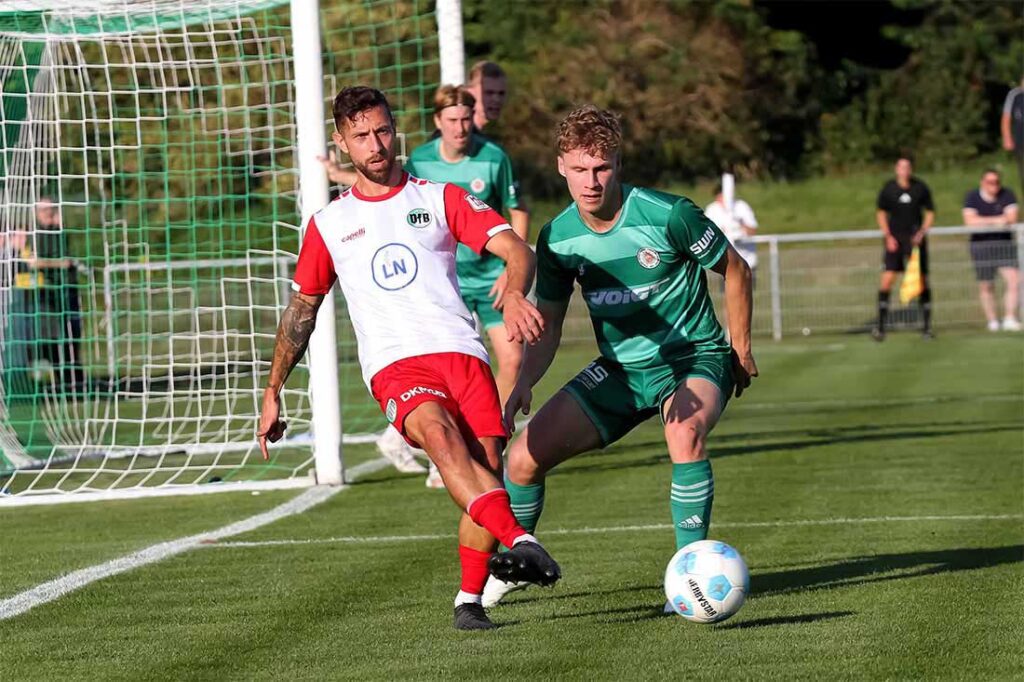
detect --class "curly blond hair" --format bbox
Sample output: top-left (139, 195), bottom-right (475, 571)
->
top-left (556, 105), bottom-right (622, 157)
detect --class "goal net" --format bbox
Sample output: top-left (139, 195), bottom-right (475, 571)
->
top-left (0, 0), bottom-right (443, 502)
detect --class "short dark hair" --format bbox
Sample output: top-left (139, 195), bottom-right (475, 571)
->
top-left (896, 150), bottom-right (915, 165)
top-left (982, 168), bottom-right (1001, 180)
top-left (333, 86), bottom-right (393, 131)
top-left (712, 181), bottom-right (723, 195)
top-left (468, 60), bottom-right (505, 85)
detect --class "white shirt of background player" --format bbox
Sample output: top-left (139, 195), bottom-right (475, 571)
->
top-left (704, 197), bottom-right (759, 269)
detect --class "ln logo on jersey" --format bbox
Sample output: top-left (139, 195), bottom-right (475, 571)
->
top-left (372, 243), bottom-right (419, 291)
top-left (465, 194), bottom-right (490, 212)
top-left (406, 208), bottom-right (432, 228)
top-left (470, 178), bottom-right (486, 194)
top-left (637, 247), bottom-right (661, 269)
top-left (385, 399), bottom-right (398, 423)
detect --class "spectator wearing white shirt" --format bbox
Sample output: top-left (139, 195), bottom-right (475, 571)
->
top-left (704, 182), bottom-right (759, 284)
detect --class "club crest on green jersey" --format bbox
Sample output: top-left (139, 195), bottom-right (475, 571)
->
top-left (470, 177), bottom-right (486, 194)
top-left (406, 208), bottom-right (432, 228)
top-left (637, 247), bottom-right (661, 269)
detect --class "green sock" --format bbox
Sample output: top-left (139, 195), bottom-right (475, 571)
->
top-left (505, 478), bottom-right (545, 533)
top-left (670, 460), bottom-right (714, 550)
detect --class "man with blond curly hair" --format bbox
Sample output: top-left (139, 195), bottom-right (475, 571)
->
top-left (482, 105), bottom-right (758, 613)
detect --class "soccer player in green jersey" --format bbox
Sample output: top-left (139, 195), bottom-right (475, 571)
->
top-left (407, 85), bottom-right (530, 405)
top-left (483, 105), bottom-right (758, 608)
top-left (406, 85), bottom-right (530, 488)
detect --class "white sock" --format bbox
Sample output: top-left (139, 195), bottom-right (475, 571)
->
top-left (511, 533), bottom-right (538, 547)
top-left (454, 590), bottom-right (482, 606)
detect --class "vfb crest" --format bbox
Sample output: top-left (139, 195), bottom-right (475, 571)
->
top-left (406, 208), bottom-right (432, 228)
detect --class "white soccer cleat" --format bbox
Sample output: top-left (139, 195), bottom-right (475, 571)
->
top-left (376, 426), bottom-right (428, 474)
top-left (425, 462), bottom-right (447, 489)
top-left (481, 575), bottom-right (529, 608)
top-left (1001, 317), bottom-right (1022, 332)
top-left (987, 319), bottom-right (1001, 332)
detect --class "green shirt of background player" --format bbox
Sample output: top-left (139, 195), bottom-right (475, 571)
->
top-left (406, 85), bottom-right (530, 407)
top-left (483, 105), bottom-right (758, 609)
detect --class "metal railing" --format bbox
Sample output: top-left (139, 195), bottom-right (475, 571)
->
top-left (560, 224), bottom-right (1024, 343)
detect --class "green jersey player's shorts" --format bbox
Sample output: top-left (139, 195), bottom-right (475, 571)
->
top-left (461, 288), bottom-right (504, 330)
top-left (562, 352), bottom-right (734, 446)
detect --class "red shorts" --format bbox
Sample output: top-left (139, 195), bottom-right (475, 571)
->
top-left (370, 352), bottom-right (507, 448)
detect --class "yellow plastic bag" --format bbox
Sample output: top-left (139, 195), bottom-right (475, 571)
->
top-left (899, 246), bottom-right (923, 304)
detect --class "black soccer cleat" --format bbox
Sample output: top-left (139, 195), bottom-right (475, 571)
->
top-left (921, 329), bottom-right (935, 341)
top-left (871, 327), bottom-right (885, 342)
top-left (488, 541), bottom-right (561, 587)
top-left (454, 603), bottom-right (497, 630)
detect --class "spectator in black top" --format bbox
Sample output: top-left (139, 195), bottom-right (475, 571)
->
top-left (1001, 76), bottom-right (1024, 197)
top-left (962, 169), bottom-right (1020, 332)
top-left (873, 153), bottom-right (935, 340)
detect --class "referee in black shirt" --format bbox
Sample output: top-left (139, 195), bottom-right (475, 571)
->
top-left (873, 153), bottom-right (935, 340)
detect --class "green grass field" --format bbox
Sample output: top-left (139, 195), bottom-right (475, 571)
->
top-left (1, 332), bottom-right (1022, 680)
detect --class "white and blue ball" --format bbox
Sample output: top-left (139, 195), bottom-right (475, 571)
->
top-left (664, 540), bottom-right (749, 623)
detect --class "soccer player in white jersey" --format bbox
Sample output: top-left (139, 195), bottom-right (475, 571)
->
top-left (257, 87), bottom-right (560, 630)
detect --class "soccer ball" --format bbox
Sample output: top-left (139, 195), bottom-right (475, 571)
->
top-left (664, 539), bottom-right (749, 623)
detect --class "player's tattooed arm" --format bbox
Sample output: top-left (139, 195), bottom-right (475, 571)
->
top-left (259, 292), bottom-right (324, 459)
top-left (267, 292), bottom-right (323, 393)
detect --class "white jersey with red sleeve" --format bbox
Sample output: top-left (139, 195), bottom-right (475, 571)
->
top-left (291, 172), bottom-right (511, 388)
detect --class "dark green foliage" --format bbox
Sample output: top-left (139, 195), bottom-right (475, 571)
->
top-left (463, 0), bottom-right (1022, 195)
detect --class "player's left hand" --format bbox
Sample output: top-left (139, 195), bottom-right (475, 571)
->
top-left (912, 230), bottom-right (926, 246)
top-left (489, 270), bottom-right (509, 310)
top-left (502, 292), bottom-right (544, 344)
top-left (730, 348), bottom-right (758, 398)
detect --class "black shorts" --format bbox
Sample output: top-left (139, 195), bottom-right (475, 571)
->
top-left (883, 235), bottom-right (928, 275)
top-left (969, 239), bottom-right (1019, 281)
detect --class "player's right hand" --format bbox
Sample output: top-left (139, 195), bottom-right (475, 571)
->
top-left (885, 234), bottom-right (899, 253)
top-left (502, 292), bottom-right (545, 344)
top-left (503, 383), bottom-right (533, 433)
top-left (257, 388), bottom-right (287, 461)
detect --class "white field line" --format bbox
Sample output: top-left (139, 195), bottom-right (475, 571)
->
top-left (0, 457), bottom-right (392, 621)
top-left (210, 513), bottom-right (1024, 549)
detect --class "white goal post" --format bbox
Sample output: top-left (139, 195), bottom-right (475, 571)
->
top-left (0, 0), bottom-right (462, 504)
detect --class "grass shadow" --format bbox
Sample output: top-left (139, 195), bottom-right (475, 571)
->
top-left (716, 610), bottom-right (855, 630)
top-left (752, 545), bottom-right (1024, 596)
top-left (554, 422), bottom-right (1021, 476)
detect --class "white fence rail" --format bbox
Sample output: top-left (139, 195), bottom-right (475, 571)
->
top-left (560, 224), bottom-right (1024, 343)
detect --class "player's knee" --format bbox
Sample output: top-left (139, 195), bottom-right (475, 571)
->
top-left (666, 421), bottom-right (707, 462)
top-left (506, 433), bottom-right (543, 483)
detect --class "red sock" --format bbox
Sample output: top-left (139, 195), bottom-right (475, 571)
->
top-left (458, 545), bottom-right (491, 595)
top-left (467, 488), bottom-right (528, 548)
